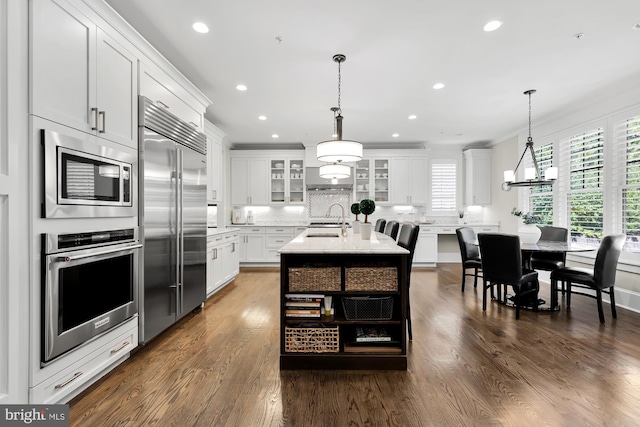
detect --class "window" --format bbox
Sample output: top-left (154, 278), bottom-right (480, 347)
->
top-left (615, 114), bottom-right (640, 252)
top-left (527, 142), bottom-right (554, 226)
top-left (431, 161), bottom-right (457, 212)
top-left (561, 127), bottom-right (605, 244)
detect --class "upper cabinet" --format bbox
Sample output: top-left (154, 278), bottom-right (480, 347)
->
top-left (205, 120), bottom-right (225, 204)
top-left (230, 157), bottom-right (269, 205)
top-left (390, 156), bottom-right (428, 205)
top-left (269, 157), bottom-right (305, 204)
top-left (463, 149), bottom-right (492, 206)
top-left (31, 0), bottom-right (138, 148)
top-left (139, 60), bottom-right (204, 130)
top-left (354, 158), bottom-right (390, 204)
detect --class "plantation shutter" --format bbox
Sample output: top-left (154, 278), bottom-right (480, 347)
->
top-left (431, 161), bottom-right (457, 212)
top-left (614, 114), bottom-right (640, 252)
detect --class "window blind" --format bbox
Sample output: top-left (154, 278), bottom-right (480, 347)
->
top-left (614, 114), bottom-right (640, 252)
top-left (431, 162), bottom-right (457, 212)
top-left (559, 127), bottom-right (605, 242)
top-left (527, 142), bottom-right (554, 225)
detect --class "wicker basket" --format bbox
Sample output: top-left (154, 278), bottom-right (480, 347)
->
top-left (284, 325), bottom-right (340, 353)
top-left (345, 267), bottom-right (397, 291)
top-left (342, 296), bottom-right (394, 320)
top-left (288, 266), bottom-right (341, 292)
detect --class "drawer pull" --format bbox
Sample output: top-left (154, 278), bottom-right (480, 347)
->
top-left (110, 341), bottom-right (130, 355)
top-left (55, 372), bottom-right (83, 389)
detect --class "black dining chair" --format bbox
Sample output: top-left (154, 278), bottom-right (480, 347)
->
top-left (384, 220), bottom-right (399, 240)
top-left (397, 223), bottom-right (420, 341)
top-left (374, 218), bottom-right (387, 233)
top-left (456, 227), bottom-right (482, 292)
top-left (478, 233), bottom-right (540, 320)
top-left (550, 234), bottom-right (625, 324)
top-left (531, 226), bottom-right (569, 292)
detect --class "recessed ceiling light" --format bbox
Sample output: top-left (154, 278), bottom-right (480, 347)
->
top-left (483, 20), bottom-right (503, 32)
top-left (573, 32), bottom-right (585, 40)
top-left (633, 21), bottom-right (640, 30)
top-left (408, 115), bottom-right (417, 120)
top-left (392, 133), bottom-right (399, 138)
top-left (192, 22), bottom-right (209, 34)
top-left (271, 134), bottom-right (279, 139)
top-left (258, 115), bottom-right (267, 121)
top-left (433, 83), bottom-right (445, 90)
top-left (236, 84), bottom-right (247, 91)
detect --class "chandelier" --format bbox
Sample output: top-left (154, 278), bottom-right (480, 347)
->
top-left (502, 89), bottom-right (558, 191)
top-left (318, 54), bottom-right (363, 179)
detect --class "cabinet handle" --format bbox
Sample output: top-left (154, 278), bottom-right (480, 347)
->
top-left (189, 121), bottom-right (199, 128)
top-left (55, 372), bottom-right (83, 389)
top-left (91, 107), bottom-right (98, 130)
top-left (98, 111), bottom-right (106, 133)
top-left (156, 100), bottom-right (169, 109)
top-left (232, 243), bottom-right (236, 252)
top-left (110, 341), bottom-right (130, 355)
top-left (275, 240), bottom-right (284, 243)
top-left (212, 190), bottom-right (216, 199)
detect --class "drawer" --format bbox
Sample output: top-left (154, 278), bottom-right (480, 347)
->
top-left (438, 227), bottom-right (457, 234)
top-left (265, 227), bottom-right (292, 235)
top-left (266, 234), bottom-right (293, 248)
top-left (475, 226), bottom-right (498, 233)
top-left (30, 321), bottom-right (138, 404)
top-left (208, 235), bottom-right (225, 246)
top-left (420, 227), bottom-right (437, 234)
top-left (240, 227), bottom-right (265, 235)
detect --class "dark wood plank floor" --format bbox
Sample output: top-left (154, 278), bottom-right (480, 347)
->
top-left (69, 265), bottom-right (640, 426)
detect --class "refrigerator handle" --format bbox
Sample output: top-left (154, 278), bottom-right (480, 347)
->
top-left (178, 148), bottom-right (185, 315)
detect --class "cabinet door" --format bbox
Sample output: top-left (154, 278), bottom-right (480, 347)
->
top-left (414, 232), bottom-right (437, 263)
top-left (354, 159), bottom-right (371, 201)
top-left (407, 157), bottom-right (428, 204)
top-left (95, 29), bottom-right (137, 147)
top-left (228, 239), bottom-right (240, 277)
top-left (288, 159), bottom-right (305, 204)
top-left (207, 135), bottom-right (223, 203)
top-left (390, 158), bottom-right (409, 204)
top-left (206, 245), bottom-right (217, 295)
top-left (248, 159), bottom-right (269, 204)
top-left (245, 234), bottom-right (266, 262)
top-left (231, 158), bottom-right (250, 205)
top-left (31, 0), bottom-right (96, 133)
top-left (372, 159), bottom-right (390, 203)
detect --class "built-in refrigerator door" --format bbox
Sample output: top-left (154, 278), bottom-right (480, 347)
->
top-left (177, 145), bottom-right (207, 318)
top-left (140, 129), bottom-right (178, 343)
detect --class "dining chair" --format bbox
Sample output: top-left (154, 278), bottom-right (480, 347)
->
top-left (384, 220), bottom-right (399, 240)
top-left (456, 227), bottom-right (482, 292)
top-left (374, 218), bottom-right (387, 233)
top-left (550, 234), bottom-right (625, 324)
top-left (397, 223), bottom-right (420, 341)
top-left (531, 226), bottom-right (568, 292)
top-left (478, 233), bottom-right (540, 320)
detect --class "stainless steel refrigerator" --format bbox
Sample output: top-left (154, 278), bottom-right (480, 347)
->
top-left (138, 96), bottom-right (207, 344)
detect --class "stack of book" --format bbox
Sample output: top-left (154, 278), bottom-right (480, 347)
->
top-left (284, 293), bottom-right (323, 318)
top-left (355, 327), bottom-right (392, 342)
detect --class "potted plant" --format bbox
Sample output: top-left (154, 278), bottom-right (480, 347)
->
top-left (350, 203), bottom-right (361, 234)
top-left (457, 209), bottom-right (465, 224)
top-left (359, 199), bottom-right (376, 240)
top-left (511, 207), bottom-right (541, 244)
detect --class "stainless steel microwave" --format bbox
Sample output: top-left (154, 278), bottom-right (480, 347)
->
top-left (42, 130), bottom-right (136, 218)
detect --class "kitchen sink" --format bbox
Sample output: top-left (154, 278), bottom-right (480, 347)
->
top-left (306, 232), bottom-right (341, 238)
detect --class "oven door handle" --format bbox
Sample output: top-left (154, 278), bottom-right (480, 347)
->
top-left (56, 243), bottom-right (143, 262)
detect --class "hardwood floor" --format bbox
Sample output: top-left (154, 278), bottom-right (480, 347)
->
top-left (69, 265), bottom-right (640, 426)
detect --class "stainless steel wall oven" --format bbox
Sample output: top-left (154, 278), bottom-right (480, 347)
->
top-left (41, 228), bottom-right (141, 364)
top-left (42, 129), bottom-right (136, 218)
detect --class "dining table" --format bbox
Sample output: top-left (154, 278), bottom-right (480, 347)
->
top-left (475, 238), bottom-right (597, 311)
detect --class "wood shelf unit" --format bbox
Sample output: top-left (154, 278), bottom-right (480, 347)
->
top-left (279, 253), bottom-right (408, 370)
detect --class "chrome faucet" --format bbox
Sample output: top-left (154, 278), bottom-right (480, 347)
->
top-left (326, 203), bottom-right (347, 237)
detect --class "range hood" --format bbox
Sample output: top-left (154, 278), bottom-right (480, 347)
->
top-left (306, 167), bottom-right (353, 191)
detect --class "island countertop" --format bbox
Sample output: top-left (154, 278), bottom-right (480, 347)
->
top-left (279, 227), bottom-right (409, 255)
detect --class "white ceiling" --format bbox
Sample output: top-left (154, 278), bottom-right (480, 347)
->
top-left (105, 0), bottom-right (640, 149)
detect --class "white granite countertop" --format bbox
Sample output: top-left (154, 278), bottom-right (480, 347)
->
top-left (207, 227), bottom-right (240, 236)
top-left (279, 228), bottom-right (409, 255)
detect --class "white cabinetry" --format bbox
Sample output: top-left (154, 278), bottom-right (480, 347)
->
top-left (231, 158), bottom-right (269, 205)
top-left (464, 149), bottom-right (492, 206)
top-left (31, 0), bottom-right (138, 147)
top-left (265, 227), bottom-right (296, 262)
top-left (414, 227), bottom-right (438, 265)
top-left (207, 231), bottom-right (239, 296)
top-left (269, 157), bottom-right (305, 204)
top-left (139, 60), bottom-right (204, 129)
top-left (390, 156), bottom-right (428, 204)
top-left (205, 120), bottom-right (225, 203)
top-left (239, 227), bottom-right (266, 262)
top-left (354, 158), bottom-right (391, 203)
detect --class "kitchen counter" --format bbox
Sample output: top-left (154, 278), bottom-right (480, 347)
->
top-left (207, 227), bottom-right (240, 236)
top-left (279, 228), bottom-right (408, 255)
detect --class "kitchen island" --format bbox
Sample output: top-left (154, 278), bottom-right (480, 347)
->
top-left (279, 228), bottom-right (409, 370)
